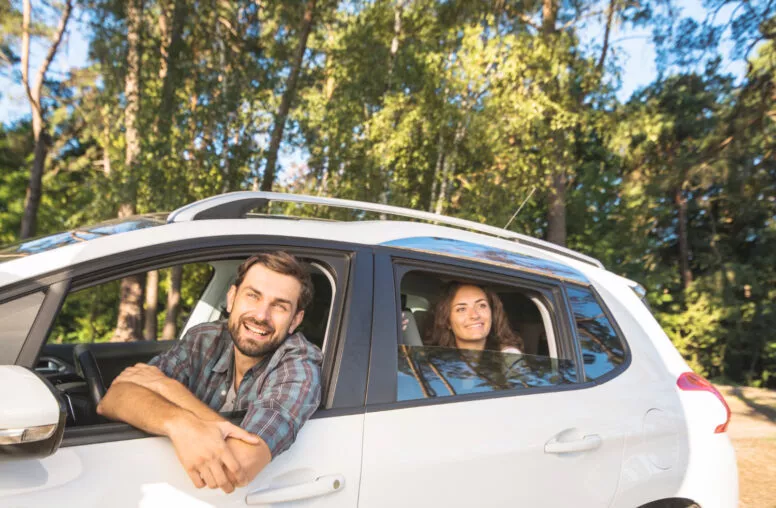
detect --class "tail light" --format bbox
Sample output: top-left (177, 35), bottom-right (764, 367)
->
top-left (677, 372), bottom-right (731, 433)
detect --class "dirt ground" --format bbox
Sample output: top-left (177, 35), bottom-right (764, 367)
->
top-left (716, 385), bottom-right (776, 508)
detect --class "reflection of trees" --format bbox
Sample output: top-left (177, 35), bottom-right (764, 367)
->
top-left (576, 318), bottom-right (624, 368)
top-left (398, 345), bottom-right (435, 398)
top-left (427, 358), bottom-right (456, 396)
top-left (567, 286), bottom-right (625, 373)
top-left (397, 346), bottom-right (577, 401)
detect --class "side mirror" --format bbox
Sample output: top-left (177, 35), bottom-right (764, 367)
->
top-left (0, 365), bottom-right (66, 461)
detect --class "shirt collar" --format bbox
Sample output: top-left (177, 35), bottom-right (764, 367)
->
top-left (212, 323), bottom-right (234, 374)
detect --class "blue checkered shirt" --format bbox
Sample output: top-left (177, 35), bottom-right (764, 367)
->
top-left (149, 320), bottom-right (322, 458)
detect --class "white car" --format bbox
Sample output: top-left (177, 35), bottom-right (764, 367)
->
top-left (0, 192), bottom-right (737, 507)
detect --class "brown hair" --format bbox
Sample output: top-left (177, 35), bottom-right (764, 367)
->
top-left (426, 282), bottom-right (524, 351)
top-left (233, 251), bottom-right (314, 311)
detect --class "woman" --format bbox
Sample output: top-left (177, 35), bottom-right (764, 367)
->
top-left (426, 282), bottom-right (524, 353)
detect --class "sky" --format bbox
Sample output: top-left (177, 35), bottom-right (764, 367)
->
top-left (0, 1), bottom-right (747, 126)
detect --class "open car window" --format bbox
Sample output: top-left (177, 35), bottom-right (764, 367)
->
top-left (40, 255), bottom-right (337, 430)
top-left (399, 270), bottom-right (558, 358)
top-left (396, 269), bottom-right (575, 402)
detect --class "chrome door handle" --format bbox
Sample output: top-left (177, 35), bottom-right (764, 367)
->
top-left (245, 474), bottom-right (345, 505)
top-left (544, 434), bottom-right (602, 454)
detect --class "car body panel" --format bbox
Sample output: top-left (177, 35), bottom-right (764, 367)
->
top-left (359, 391), bottom-right (626, 508)
top-left (0, 415), bottom-right (364, 507)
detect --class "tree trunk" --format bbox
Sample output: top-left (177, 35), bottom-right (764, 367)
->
top-left (546, 169), bottom-right (567, 246)
top-left (19, 0), bottom-right (73, 239)
top-left (111, 274), bottom-right (145, 342)
top-left (156, 0), bottom-right (186, 138)
top-left (20, 129), bottom-right (48, 239)
top-left (102, 121), bottom-right (112, 176)
top-left (434, 123), bottom-right (465, 215)
top-left (113, 0), bottom-right (145, 342)
top-left (161, 265), bottom-right (183, 341)
top-left (260, 0), bottom-right (317, 192)
top-left (429, 130), bottom-right (446, 212)
top-left (676, 187), bottom-right (693, 289)
top-left (124, 0), bottom-right (143, 184)
top-left (387, 0), bottom-right (405, 92)
top-left (216, 18), bottom-right (236, 192)
top-left (541, 0), bottom-right (568, 246)
top-left (596, 0), bottom-right (617, 72)
top-left (143, 270), bottom-right (159, 340)
top-left (542, 0), bottom-right (558, 35)
top-left (376, 0), bottom-right (406, 212)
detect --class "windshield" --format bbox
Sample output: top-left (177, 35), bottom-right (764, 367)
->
top-left (0, 214), bottom-right (167, 262)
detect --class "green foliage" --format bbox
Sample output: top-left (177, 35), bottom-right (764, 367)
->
top-left (48, 263), bottom-right (214, 344)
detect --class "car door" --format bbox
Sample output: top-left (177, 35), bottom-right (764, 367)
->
top-left (357, 251), bottom-right (628, 508)
top-left (0, 238), bottom-right (372, 508)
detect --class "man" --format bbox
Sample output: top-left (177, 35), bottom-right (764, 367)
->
top-left (97, 251), bottom-right (323, 494)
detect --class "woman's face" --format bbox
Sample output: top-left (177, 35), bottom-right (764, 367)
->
top-left (449, 285), bottom-right (492, 349)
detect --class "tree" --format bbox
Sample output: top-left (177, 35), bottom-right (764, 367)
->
top-left (19, 0), bottom-right (73, 239)
top-left (260, 0), bottom-right (318, 191)
top-left (112, 0), bottom-right (145, 342)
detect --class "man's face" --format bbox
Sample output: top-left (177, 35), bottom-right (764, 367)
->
top-left (226, 263), bottom-right (305, 358)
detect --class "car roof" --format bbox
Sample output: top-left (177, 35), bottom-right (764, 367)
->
top-left (0, 214), bottom-right (167, 262)
top-left (0, 192), bottom-right (618, 289)
top-left (0, 216), bottom-right (601, 289)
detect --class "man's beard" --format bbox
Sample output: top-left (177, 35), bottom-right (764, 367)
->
top-left (228, 315), bottom-right (287, 358)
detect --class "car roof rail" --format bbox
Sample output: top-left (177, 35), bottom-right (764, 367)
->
top-left (167, 191), bottom-right (604, 268)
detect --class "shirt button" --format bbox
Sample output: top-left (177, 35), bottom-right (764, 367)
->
top-left (221, 390), bottom-right (226, 395)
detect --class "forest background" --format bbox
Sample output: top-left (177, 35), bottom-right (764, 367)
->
top-left (0, 0), bottom-right (774, 387)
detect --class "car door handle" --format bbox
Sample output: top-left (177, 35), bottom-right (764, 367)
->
top-left (245, 474), bottom-right (345, 505)
top-left (544, 434), bottom-right (602, 454)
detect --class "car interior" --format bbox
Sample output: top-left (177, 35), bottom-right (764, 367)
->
top-left (399, 270), bottom-right (557, 358)
top-left (36, 258), bottom-right (335, 428)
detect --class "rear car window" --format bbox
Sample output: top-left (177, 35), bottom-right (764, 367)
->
top-left (396, 269), bottom-right (574, 402)
top-left (566, 285), bottom-right (626, 380)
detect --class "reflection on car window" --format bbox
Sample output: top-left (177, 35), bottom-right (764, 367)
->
top-left (566, 285), bottom-right (625, 380)
top-left (397, 346), bottom-right (577, 402)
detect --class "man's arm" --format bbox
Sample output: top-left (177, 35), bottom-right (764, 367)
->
top-left (98, 378), bottom-right (259, 493)
top-left (109, 364), bottom-right (272, 486)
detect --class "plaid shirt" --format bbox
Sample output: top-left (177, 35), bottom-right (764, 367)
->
top-left (149, 320), bottom-right (322, 458)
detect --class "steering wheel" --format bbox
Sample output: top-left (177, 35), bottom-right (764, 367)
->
top-left (73, 344), bottom-right (107, 408)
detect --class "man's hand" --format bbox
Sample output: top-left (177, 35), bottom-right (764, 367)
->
top-left (166, 412), bottom-right (260, 493)
top-left (113, 363), bottom-right (169, 394)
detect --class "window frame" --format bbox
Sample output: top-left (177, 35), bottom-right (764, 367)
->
top-left (6, 234), bottom-right (373, 446)
top-left (365, 248), bottom-right (586, 411)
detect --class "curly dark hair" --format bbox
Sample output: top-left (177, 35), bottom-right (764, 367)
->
top-left (426, 282), bottom-right (523, 352)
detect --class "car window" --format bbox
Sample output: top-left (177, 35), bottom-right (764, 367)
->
top-left (0, 291), bottom-right (45, 364)
top-left (47, 262), bottom-right (213, 344)
top-left (44, 255), bottom-right (338, 430)
top-left (399, 270), bottom-right (556, 356)
top-left (566, 285), bottom-right (626, 380)
top-left (396, 269), bottom-right (572, 401)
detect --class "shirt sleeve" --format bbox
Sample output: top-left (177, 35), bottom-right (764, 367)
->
top-left (240, 348), bottom-right (322, 458)
top-left (148, 332), bottom-right (193, 387)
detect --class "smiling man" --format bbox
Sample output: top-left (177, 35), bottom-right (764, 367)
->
top-left (97, 252), bottom-right (322, 494)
